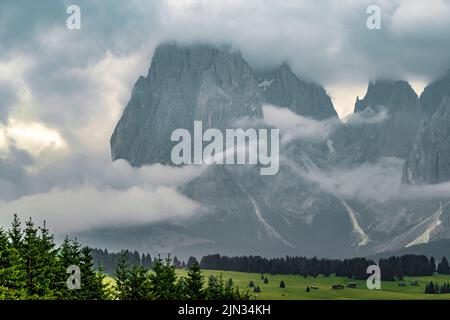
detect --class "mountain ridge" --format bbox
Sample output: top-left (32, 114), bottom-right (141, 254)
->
top-left (100, 42), bottom-right (450, 258)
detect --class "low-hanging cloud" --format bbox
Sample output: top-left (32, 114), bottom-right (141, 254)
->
top-left (263, 105), bottom-right (340, 144)
top-left (236, 104), bottom-right (389, 145)
top-left (0, 144), bottom-right (205, 234)
top-left (297, 157), bottom-right (405, 203)
top-left (343, 105), bottom-right (389, 125)
top-left (289, 156), bottom-right (450, 203)
top-left (0, 185), bottom-right (201, 234)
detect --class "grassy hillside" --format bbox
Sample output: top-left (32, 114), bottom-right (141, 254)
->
top-left (174, 269), bottom-right (450, 300)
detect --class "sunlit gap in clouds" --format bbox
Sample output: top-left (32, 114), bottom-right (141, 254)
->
top-left (0, 119), bottom-right (66, 155)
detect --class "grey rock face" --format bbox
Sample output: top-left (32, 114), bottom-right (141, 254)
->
top-left (402, 71), bottom-right (450, 184)
top-left (403, 97), bottom-right (450, 184)
top-left (420, 70), bottom-right (450, 118)
top-left (111, 43), bottom-right (338, 168)
top-left (331, 80), bottom-right (424, 165)
top-left (256, 63), bottom-right (337, 120)
top-left (111, 42), bottom-right (262, 166)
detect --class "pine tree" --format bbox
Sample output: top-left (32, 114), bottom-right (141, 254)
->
top-left (56, 236), bottom-right (81, 299)
top-left (437, 257), bottom-right (450, 274)
top-left (280, 280), bottom-right (286, 288)
top-left (0, 228), bottom-right (10, 282)
top-left (223, 278), bottom-right (236, 300)
top-left (79, 246), bottom-right (106, 299)
top-left (425, 281), bottom-right (436, 294)
top-left (126, 266), bottom-right (151, 300)
top-left (186, 256), bottom-right (198, 269)
top-left (264, 277), bottom-right (268, 284)
top-left (8, 214), bottom-right (23, 249)
top-left (0, 228), bottom-right (26, 298)
top-left (148, 255), bottom-right (178, 300)
top-left (443, 283), bottom-right (450, 294)
top-left (5, 213), bottom-right (27, 298)
top-left (22, 218), bottom-right (44, 297)
top-left (430, 257), bottom-right (436, 274)
top-left (205, 274), bottom-right (223, 300)
top-left (184, 261), bottom-right (204, 300)
top-left (114, 254), bottom-right (130, 300)
top-left (173, 256), bottom-right (181, 269)
top-left (248, 280), bottom-right (255, 288)
top-left (425, 282), bottom-right (429, 294)
top-left (37, 221), bottom-right (59, 297)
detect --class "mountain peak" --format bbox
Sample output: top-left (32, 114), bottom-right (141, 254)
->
top-left (278, 61), bottom-right (293, 74)
top-left (256, 63), bottom-right (338, 120)
top-left (354, 79), bottom-right (418, 113)
top-left (111, 41), bottom-right (262, 166)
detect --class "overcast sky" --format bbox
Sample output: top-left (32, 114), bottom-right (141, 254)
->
top-left (1, 0), bottom-right (450, 234)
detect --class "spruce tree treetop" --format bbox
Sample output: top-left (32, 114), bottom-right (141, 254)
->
top-left (8, 214), bottom-right (23, 249)
top-left (185, 261), bottom-right (205, 300)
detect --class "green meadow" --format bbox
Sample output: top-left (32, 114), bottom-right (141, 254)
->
top-left (173, 269), bottom-right (450, 300)
top-left (104, 269), bottom-right (450, 300)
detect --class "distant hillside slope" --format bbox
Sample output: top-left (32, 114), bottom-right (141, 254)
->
top-left (369, 239), bottom-right (450, 261)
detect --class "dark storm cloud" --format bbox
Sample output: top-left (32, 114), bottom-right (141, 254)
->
top-left (0, 0), bottom-right (161, 131)
top-left (0, 80), bottom-right (18, 123)
top-left (0, 143), bottom-right (34, 200)
top-left (0, 0), bottom-right (160, 60)
top-left (146, 0), bottom-right (450, 84)
top-left (2, 0), bottom-right (450, 88)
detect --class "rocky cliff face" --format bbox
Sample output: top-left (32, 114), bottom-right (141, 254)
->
top-left (402, 72), bottom-right (450, 184)
top-left (331, 80), bottom-right (423, 165)
top-left (403, 97), bottom-right (450, 184)
top-left (256, 63), bottom-right (337, 120)
top-left (111, 43), bottom-right (338, 168)
top-left (111, 43), bottom-right (262, 166)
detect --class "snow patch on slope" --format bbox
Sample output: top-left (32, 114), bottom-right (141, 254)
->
top-left (340, 199), bottom-right (370, 246)
top-left (236, 181), bottom-right (294, 248)
top-left (258, 79), bottom-right (274, 91)
top-left (405, 203), bottom-right (446, 248)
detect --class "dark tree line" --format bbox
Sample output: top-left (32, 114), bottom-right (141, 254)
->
top-left (200, 254), bottom-right (375, 280)
top-left (378, 255), bottom-right (436, 280)
top-left (200, 254), bottom-right (450, 281)
top-left (91, 248), bottom-right (154, 275)
top-left (90, 248), bottom-right (191, 275)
